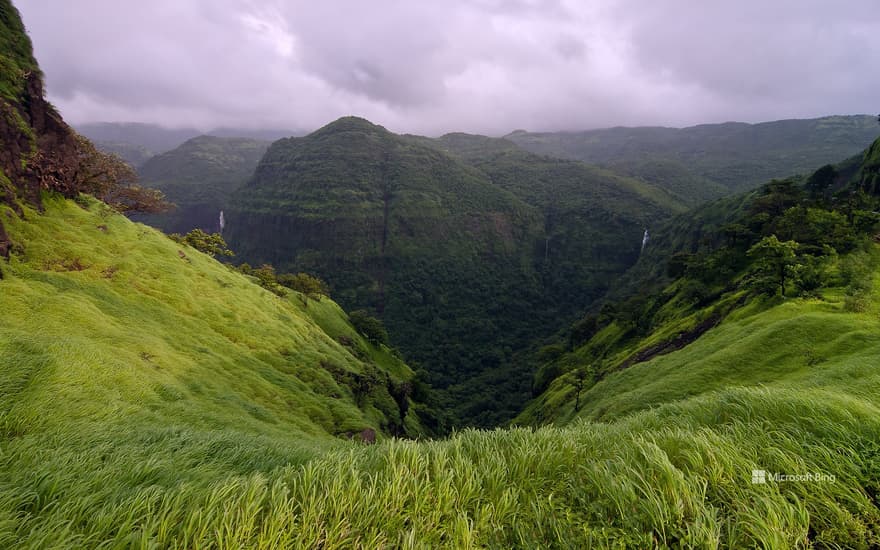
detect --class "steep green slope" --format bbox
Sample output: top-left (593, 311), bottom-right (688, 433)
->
top-left (4, 196), bottom-right (879, 547)
top-left (5, 1), bottom-right (880, 545)
top-left (3, 194), bottom-right (879, 547)
top-left (1, 195), bottom-right (424, 440)
top-left (0, 0), bottom-right (35, 101)
top-left (227, 117), bottom-right (546, 426)
top-left (607, 157), bottom-right (730, 206)
top-left (226, 118), bottom-right (677, 427)
top-left (419, 131), bottom-right (685, 314)
top-left (425, 132), bottom-right (686, 214)
top-left (135, 135), bottom-right (270, 233)
top-left (507, 115), bottom-right (879, 199)
top-left (522, 139), bottom-right (880, 422)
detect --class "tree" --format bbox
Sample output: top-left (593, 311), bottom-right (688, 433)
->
top-left (349, 310), bottom-right (389, 346)
top-left (747, 235), bottom-right (798, 296)
top-left (276, 272), bottom-right (330, 298)
top-left (805, 164), bottom-right (836, 200)
top-left (72, 134), bottom-right (173, 214)
top-left (748, 178), bottom-right (804, 223)
top-left (170, 229), bottom-right (234, 257)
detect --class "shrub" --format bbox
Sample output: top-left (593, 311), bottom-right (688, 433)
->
top-left (349, 310), bottom-right (389, 346)
top-left (843, 292), bottom-right (870, 313)
top-left (170, 229), bottom-right (234, 257)
top-left (73, 134), bottom-right (173, 214)
top-left (277, 272), bottom-right (330, 299)
top-left (234, 262), bottom-right (287, 297)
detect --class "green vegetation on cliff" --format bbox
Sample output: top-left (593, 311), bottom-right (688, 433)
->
top-left (0, 0), bottom-right (36, 101)
top-left (522, 139), bottom-right (880, 424)
top-left (226, 117), bottom-right (677, 427)
top-left (135, 135), bottom-right (270, 234)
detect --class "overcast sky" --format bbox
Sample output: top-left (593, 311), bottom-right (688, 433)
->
top-left (16, 0), bottom-right (880, 136)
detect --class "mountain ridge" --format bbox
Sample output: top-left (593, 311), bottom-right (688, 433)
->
top-left (506, 114), bottom-right (879, 201)
top-left (224, 115), bottom-right (678, 426)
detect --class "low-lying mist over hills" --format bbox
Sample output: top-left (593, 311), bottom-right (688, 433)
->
top-left (4, 0), bottom-right (880, 546)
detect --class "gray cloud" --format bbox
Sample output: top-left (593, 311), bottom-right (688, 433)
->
top-left (15, 0), bottom-right (880, 135)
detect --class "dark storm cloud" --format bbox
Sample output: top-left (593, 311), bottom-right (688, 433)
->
top-left (15, 0), bottom-right (880, 135)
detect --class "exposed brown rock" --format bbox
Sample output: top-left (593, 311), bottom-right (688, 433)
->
top-left (0, 69), bottom-right (80, 212)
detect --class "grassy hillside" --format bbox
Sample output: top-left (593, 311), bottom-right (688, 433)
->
top-left (4, 1), bottom-right (880, 544)
top-left (1, 195), bottom-right (879, 547)
top-left (507, 115), bottom-right (879, 200)
top-left (0, 195), bottom-right (425, 441)
top-left (225, 117), bottom-right (677, 427)
top-left (135, 135), bottom-right (270, 234)
top-left (520, 138), bottom-right (880, 421)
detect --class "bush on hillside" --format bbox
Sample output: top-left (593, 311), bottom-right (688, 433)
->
top-left (746, 235), bottom-right (799, 296)
top-left (169, 229), bottom-right (234, 258)
top-left (277, 272), bottom-right (330, 299)
top-left (349, 310), bottom-right (389, 346)
top-left (237, 263), bottom-right (287, 297)
top-left (73, 134), bottom-right (173, 214)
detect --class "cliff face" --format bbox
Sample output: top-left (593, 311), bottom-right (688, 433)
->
top-left (0, 0), bottom-right (80, 257)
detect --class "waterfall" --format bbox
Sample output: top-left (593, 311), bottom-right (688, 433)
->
top-left (219, 210), bottom-right (226, 234)
top-left (641, 228), bottom-right (649, 252)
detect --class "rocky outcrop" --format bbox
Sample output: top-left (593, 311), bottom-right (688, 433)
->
top-left (0, 1), bottom-right (81, 256)
top-left (0, 73), bottom-right (80, 206)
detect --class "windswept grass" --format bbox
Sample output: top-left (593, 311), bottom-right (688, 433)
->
top-left (1, 195), bottom-right (880, 547)
top-left (1, 387), bottom-right (878, 547)
top-left (0, 195), bottom-right (419, 440)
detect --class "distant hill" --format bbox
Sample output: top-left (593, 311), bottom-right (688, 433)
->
top-left (224, 117), bottom-right (678, 426)
top-left (135, 135), bottom-right (271, 234)
top-left (507, 115), bottom-right (880, 202)
top-left (75, 122), bottom-right (297, 167)
top-left (77, 122), bottom-right (202, 157)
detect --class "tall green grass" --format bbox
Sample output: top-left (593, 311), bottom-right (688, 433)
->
top-left (1, 195), bottom-right (879, 547)
top-left (0, 195), bottom-right (419, 440)
top-left (1, 387), bottom-right (877, 547)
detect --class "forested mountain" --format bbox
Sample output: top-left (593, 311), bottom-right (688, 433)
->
top-left (225, 117), bottom-right (677, 426)
top-left (507, 115), bottom-right (878, 204)
top-left (523, 138), bottom-right (880, 420)
top-left (134, 135), bottom-right (271, 234)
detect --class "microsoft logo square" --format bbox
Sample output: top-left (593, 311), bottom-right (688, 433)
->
top-left (752, 470), bottom-right (767, 484)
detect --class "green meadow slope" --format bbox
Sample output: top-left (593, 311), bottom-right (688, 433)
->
top-left (0, 196), bottom-right (424, 440)
top-left (2, 199), bottom-right (880, 547)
